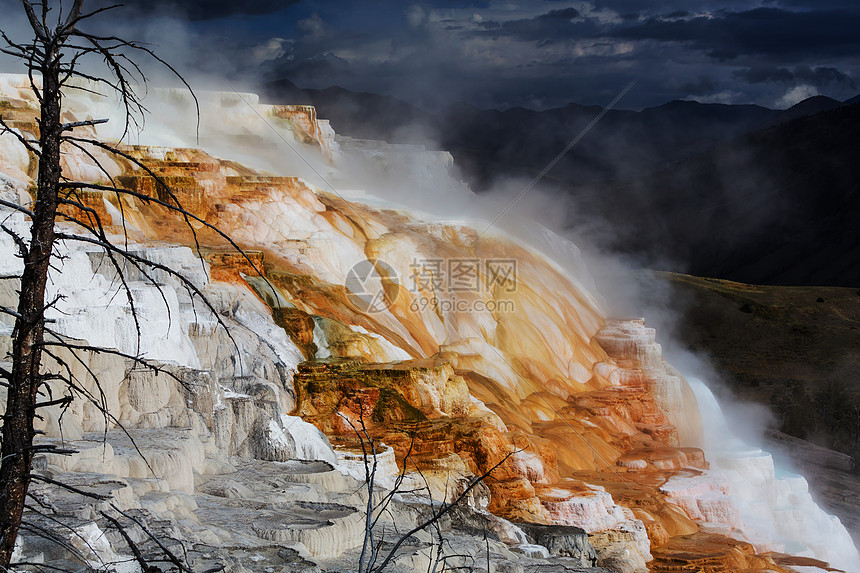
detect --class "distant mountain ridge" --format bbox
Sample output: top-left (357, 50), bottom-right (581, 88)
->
top-left (264, 79), bottom-right (784, 187)
top-left (579, 100), bottom-right (860, 286)
top-left (264, 79), bottom-right (860, 287)
top-left (760, 95), bottom-right (845, 128)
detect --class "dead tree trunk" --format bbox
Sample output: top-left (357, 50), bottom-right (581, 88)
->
top-left (0, 42), bottom-right (63, 564)
top-left (0, 0), bottom-right (274, 564)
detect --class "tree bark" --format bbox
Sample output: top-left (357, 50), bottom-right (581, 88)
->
top-left (0, 53), bottom-right (62, 566)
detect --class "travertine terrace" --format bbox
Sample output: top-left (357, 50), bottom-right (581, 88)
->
top-left (0, 73), bottom-right (857, 572)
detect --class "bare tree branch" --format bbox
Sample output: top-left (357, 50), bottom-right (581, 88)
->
top-left (29, 475), bottom-right (110, 501)
top-left (0, 116), bottom-right (42, 157)
top-left (101, 510), bottom-right (159, 573)
top-left (61, 117), bottom-right (108, 131)
top-left (108, 504), bottom-right (194, 573)
top-left (55, 231), bottom-right (238, 353)
top-left (371, 450), bottom-right (518, 573)
top-left (0, 198), bottom-right (35, 218)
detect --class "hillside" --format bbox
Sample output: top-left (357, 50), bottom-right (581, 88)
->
top-left (657, 271), bottom-right (860, 540)
top-left (571, 102), bottom-right (860, 286)
top-left (658, 271), bottom-right (860, 447)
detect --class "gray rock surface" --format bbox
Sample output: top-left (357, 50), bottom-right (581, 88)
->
top-left (517, 523), bottom-right (598, 566)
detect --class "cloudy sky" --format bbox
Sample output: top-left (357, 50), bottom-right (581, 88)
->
top-left (3, 0), bottom-right (860, 111)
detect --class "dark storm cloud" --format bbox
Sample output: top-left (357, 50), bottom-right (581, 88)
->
top-left (263, 2), bottom-right (860, 110)
top-left (4, 0), bottom-right (857, 110)
top-left (734, 66), bottom-right (856, 89)
top-left (475, 7), bottom-right (592, 42)
top-left (615, 8), bottom-right (860, 60)
top-left (677, 76), bottom-right (717, 95)
top-left (767, 0), bottom-right (860, 9)
top-left (115, 0), bottom-right (301, 21)
top-left (733, 66), bottom-right (795, 84)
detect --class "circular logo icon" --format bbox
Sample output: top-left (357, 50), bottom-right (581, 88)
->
top-left (344, 259), bottom-right (400, 313)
